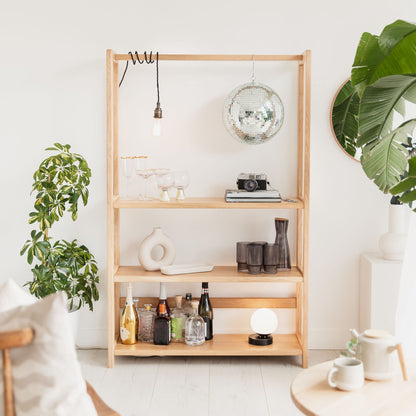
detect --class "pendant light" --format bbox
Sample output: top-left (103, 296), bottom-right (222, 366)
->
top-left (152, 52), bottom-right (162, 137)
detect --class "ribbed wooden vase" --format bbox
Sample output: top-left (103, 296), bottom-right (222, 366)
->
top-left (274, 218), bottom-right (291, 270)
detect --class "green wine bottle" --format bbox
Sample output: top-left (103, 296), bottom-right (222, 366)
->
top-left (198, 282), bottom-right (213, 340)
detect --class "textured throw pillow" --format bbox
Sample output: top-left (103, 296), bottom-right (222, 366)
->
top-left (0, 291), bottom-right (97, 416)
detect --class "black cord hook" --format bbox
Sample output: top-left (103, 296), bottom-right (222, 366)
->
top-left (119, 50), bottom-right (158, 87)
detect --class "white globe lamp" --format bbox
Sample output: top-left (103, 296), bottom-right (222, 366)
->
top-left (248, 308), bottom-right (278, 346)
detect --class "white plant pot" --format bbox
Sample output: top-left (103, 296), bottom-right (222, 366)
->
top-left (138, 227), bottom-right (175, 271)
top-left (67, 308), bottom-right (80, 346)
top-left (379, 204), bottom-right (408, 261)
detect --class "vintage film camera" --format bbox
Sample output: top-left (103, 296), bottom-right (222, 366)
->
top-left (237, 173), bottom-right (268, 192)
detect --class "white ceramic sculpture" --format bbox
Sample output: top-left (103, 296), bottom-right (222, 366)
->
top-left (138, 227), bottom-right (175, 271)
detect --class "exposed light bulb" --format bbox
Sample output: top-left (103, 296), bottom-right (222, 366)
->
top-left (152, 117), bottom-right (161, 137)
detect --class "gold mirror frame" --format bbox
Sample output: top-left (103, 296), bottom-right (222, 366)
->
top-left (330, 78), bottom-right (361, 162)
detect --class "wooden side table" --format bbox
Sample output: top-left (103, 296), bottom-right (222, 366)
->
top-left (291, 359), bottom-right (416, 416)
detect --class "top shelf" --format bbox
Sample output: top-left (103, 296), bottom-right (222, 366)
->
top-left (113, 197), bottom-right (304, 210)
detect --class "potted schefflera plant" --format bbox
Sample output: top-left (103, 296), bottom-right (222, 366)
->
top-left (21, 143), bottom-right (99, 311)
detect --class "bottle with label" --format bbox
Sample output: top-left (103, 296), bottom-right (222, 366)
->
top-left (185, 300), bottom-right (205, 346)
top-left (198, 282), bottom-right (213, 340)
top-left (171, 295), bottom-right (186, 343)
top-left (157, 282), bottom-right (171, 317)
top-left (140, 304), bottom-right (156, 343)
top-left (120, 283), bottom-right (138, 345)
top-left (154, 303), bottom-right (171, 345)
top-left (182, 292), bottom-right (193, 318)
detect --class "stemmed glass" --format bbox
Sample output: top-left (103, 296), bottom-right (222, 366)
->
top-left (157, 172), bottom-right (174, 202)
top-left (173, 171), bottom-right (190, 200)
top-left (136, 156), bottom-right (154, 201)
top-left (120, 157), bottom-right (135, 199)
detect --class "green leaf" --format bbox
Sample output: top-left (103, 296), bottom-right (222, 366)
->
top-left (351, 20), bottom-right (416, 94)
top-left (391, 156), bottom-right (416, 207)
top-left (357, 75), bottom-right (416, 148)
top-left (331, 80), bottom-right (360, 158)
top-left (361, 119), bottom-right (416, 192)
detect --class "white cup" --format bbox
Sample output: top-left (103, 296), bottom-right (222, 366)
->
top-left (327, 357), bottom-right (364, 391)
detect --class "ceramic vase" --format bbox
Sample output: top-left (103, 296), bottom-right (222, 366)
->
top-left (275, 217), bottom-right (291, 270)
top-left (138, 227), bottom-right (175, 271)
top-left (379, 203), bottom-right (407, 261)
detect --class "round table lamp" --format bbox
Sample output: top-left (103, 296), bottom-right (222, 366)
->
top-left (248, 308), bottom-right (278, 346)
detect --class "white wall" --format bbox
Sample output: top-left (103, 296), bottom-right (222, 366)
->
top-left (1, 0), bottom-right (411, 349)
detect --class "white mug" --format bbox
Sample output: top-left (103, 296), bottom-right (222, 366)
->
top-left (327, 357), bottom-right (364, 391)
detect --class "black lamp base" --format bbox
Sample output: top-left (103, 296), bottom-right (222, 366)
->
top-left (248, 334), bottom-right (273, 346)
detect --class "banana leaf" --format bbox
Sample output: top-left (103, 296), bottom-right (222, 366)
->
top-left (331, 80), bottom-right (360, 157)
top-left (352, 20), bottom-right (416, 96)
top-left (357, 75), bottom-right (416, 148)
top-left (391, 155), bottom-right (416, 209)
top-left (361, 119), bottom-right (416, 193)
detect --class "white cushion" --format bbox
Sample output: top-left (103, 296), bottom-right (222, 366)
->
top-left (0, 290), bottom-right (97, 416)
top-left (0, 279), bottom-right (36, 312)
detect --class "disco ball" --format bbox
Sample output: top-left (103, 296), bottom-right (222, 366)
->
top-left (223, 82), bottom-right (284, 145)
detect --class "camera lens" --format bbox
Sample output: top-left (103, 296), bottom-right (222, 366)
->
top-left (244, 179), bottom-right (258, 192)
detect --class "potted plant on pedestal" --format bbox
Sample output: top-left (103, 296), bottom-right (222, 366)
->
top-left (20, 143), bottom-right (99, 314)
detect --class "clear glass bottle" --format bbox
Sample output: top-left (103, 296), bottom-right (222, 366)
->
top-left (140, 304), bottom-right (156, 343)
top-left (120, 283), bottom-right (138, 345)
top-left (198, 282), bottom-right (213, 340)
top-left (182, 292), bottom-right (193, 318)
top-left (185, 300), bottom-right (205, 346)
top-left (154, 303), bottom-right (171, 345)
top-left (171, 295), bottom-right (186, 343)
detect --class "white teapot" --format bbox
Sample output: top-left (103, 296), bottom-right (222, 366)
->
top-left (349, 329), bottom-right (407, 381)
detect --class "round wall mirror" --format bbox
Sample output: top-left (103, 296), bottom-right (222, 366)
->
top-left (330, 78), bottom-right (361, 162)
top-left (223, 82), bottom-right (284, 145)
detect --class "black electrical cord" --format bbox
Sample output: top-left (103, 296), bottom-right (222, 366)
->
top-left (118, 50), bottom-right (157, 88)
top-left (156, 52), bottom-right (160, 104)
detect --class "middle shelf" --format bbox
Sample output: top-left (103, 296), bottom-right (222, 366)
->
top-left (114, 265), bottom-right (303, 283)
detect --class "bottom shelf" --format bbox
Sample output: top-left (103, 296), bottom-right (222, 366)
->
top-left (114, 334), bottom-right (302, 357)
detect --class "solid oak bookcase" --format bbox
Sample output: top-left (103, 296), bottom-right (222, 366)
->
top-left (106, 50), bottom-right (311, 368)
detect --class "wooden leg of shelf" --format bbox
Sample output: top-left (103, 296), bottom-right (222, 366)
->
top-left (115, 283), bottom-right (120, 339)
top-left (296, 283), bottom-right (302, 340)
top-left (302, 349), bottom-right (309, 368)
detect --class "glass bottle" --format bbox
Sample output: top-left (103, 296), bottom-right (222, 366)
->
top-left (185, 300), bottom-right (205, 346)
top-left (182, 292), bottom-right (193, 318)
top-left (198, 282), bottom-right (213, 340)
top-left (157, 282), bottom-right (171, 317)
top-left (171, 295), bottom-right (186, 343)
top-left (140, 304), bottom-right (156, 343)
top-left (120, 283), bottom-right (138, 345)
top-left (154, 303), bottom-right (171, 345)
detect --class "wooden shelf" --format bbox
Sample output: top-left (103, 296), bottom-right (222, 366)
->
top-left (114, 265), bottom-right (303, 283)
top-left (113, 197), bottom-right (304, 210)
top-left (114, 334), bottom-right (302, 356)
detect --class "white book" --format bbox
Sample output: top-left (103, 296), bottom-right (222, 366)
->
top-left (225, 189), bottom-right (281, 198)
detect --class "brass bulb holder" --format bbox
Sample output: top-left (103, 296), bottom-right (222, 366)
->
top-left (154, 102), bottom-right (162, 119)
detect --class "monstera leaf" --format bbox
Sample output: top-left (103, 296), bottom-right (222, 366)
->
top-left (352, 20), bottom-right (416, 96)
top-left (331, 80), bottom-right (360, 157)
top-left (361, 119), bottom-right (416, 192)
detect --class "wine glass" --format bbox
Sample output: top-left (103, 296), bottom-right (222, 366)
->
top-left (120, 157), bottom-right (135, 199)
top-left (157, 172), bottom-right (174, 202)
top-left (173, 171), bottom-right (190, 200)
top-left (136, 156), bottom-right (153, 200)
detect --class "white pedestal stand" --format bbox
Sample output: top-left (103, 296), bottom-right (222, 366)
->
top-left (360, 252), bottom-right (403, 335)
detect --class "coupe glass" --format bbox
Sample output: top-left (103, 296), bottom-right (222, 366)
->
top-left (173, 171), bottom-right (190, 200)
top-left (136, 156), bottom-right (153, 200)
top-left (120, 157), bottom-right (135, 198)
top-left (157, 172), bottom-right (174, 202)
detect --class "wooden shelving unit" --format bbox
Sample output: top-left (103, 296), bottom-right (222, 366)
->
top-left (106, 50), bottom-right (311, 368)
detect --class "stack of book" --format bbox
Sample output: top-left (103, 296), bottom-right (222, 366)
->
top-left (225, 189), bottom-right (281, 203)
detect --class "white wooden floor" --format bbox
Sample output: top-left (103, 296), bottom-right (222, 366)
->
top-left (78, 350), bottom-right (339, 416)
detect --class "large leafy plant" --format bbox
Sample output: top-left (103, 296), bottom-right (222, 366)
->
top-left (344, 20), bottom-right (416, 209)
top-left (21, 143), bottom-right (99, 311)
